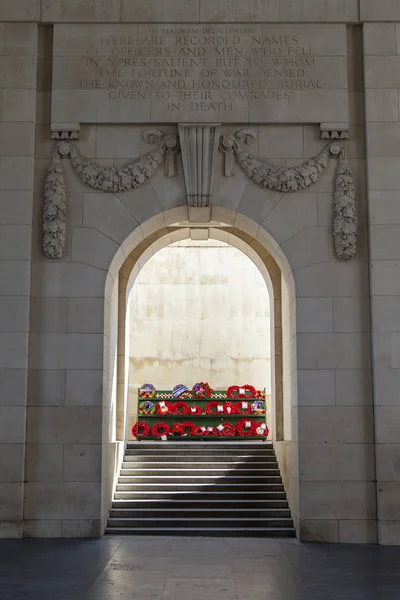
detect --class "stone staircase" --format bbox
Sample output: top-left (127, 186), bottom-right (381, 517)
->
top-left (105, 441), bottom-right (296, 537)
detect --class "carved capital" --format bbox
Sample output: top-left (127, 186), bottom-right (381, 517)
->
top-left (179, 124), bottom-right (221, 207)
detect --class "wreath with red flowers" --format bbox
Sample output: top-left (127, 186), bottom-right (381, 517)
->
top-left (194, 425), bottom-right (207, 436)
top-left (227, 384), bottom-right (257, 398)
top-left (236, 418), bottom-right (256, 436)
top-left (151, 422), bottom-right (171, 437)
top-left (204, 426), bottom-right (219, 436)
top-left (256, 390), bottom-right (266, 399)
top-left (254, 422), bottom-right (269, 436)
top-left (172, 401), bottom-right (190, 415)
top-left (205, 400), bottom-right (224, 415)
top-left (188, 405), bottom-right (203, 415)
top-left (171, 421), bottom-right (196, 436)
top-left (192, 382), bottom-right (213, 398)
top-left (235, 401), bottom-right (252, 415)
top-left (155, 400), bottom-right (174, 415)
top-left (223, 401), bottom-right (238, 415)
top-left (132, 421), bottom-right (150, 437)
top-left (218, 422), bottom-right (236, 436)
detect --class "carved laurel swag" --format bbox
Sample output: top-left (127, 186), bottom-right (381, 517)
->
top-left (42, 135), bottom-right (178, 259)
top-left (228, 136), bottom-right (357, 261)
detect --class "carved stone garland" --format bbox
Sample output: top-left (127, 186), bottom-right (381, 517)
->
top-left (219, 131), bottom-right (357, 261)
top-left (42, 132), bottom-right (179, 259)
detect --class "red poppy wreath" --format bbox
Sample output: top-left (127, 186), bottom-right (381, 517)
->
top-left (171, 421), bottom-right (196, 436)
top-left (151, 422), bottom-right (171, 437)
top-left (227, 384), bottom-right (257, 398)
top-left (218, 422), bottom-right (236, 436)
top-left (131, 421), bottom-right (150, 437)
top-left (155, 400), bottom-right (174, 415)
top-left (236, 418), bottom-right (256, 436)
top-left (205, 401), bottom-right (224, 415)
top-left (172, 401), bottom-right (190, 415)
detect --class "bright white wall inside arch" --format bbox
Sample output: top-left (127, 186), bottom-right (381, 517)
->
top-left (127, 239), bottom-right (271, 397)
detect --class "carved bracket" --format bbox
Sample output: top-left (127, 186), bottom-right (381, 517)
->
top-left (219, 129), bottom-right (257, 177)
top-left (50, 123), bottom-right (80, 140)
top-left (320, 122), bottom-right (349, 140)
top-left (179, 124), bottom-right (220, 207)
top-left (142, 129), bottom-right (180, 177)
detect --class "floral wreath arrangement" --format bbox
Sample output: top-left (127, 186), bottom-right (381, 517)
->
top-left (235, 401), bottom-right (252, 415)
top-left (204, 426), bottom-right (219, 436)
top-left (254, 422), bottom-right (269, 436)
top-left (194, 425), bottom-right (207, 435)
top-left (132, 421), bottom-right (150, 437)
top-left (217, 422), bottom-right (236, 436)
top-left (192, 382), bottom-right (213, 398)
top-left (223, 401), bottom-right (238, 415)
top-left (151, 422), bottom-right (170, 437)
top-left (251, 400), bottom-right (265, 415)
top-left (205, 400), bottom-right (224, 415)
top-left (172, 384), bottom-right (190, 398)
top-left (189, 405), bottom-right (203, 415)
top-left (139, 383), bottom-right (156, 398)
top-left (171, 421), bottom-right (196, 436)
top-left (172, 401), bottom-right (190, 415)
top-left (236, 418), bottom-right (256, 436)
top-left (255, 389), bottom-right (266, 399)
top-left (138, 400), bottom-right (156, 415)
top-left (227, 384), bottom-right (257, 398)
top-left (155, 400), bottom-right (174, 415)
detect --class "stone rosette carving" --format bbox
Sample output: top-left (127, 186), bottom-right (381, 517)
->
top-left (219, 131), bottom-right (357, 261)
top-left (42, 133), bottom-right (179, 259)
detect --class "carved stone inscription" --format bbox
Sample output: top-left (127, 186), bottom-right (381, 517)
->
top-left (52, 24), bottom-right (348, 124)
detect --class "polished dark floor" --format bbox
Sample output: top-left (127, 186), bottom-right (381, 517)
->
top-left (0, 536), bottom-right (399, 600)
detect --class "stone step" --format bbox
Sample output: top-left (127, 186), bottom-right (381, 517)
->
top-left (109, 507), bottom-right (292, 518)
top-left (114, 490), bottom-right (287, 500)
top-left (126, 442), bottom-right (273, 449)
top-left (111, 498), bottom-right (289, 509)
top-left (116, 482), bottom-right (285, 492)
top-left (123, 454), bottom-right (276, 462)
top-left (120, 467), bottom-right (280, 476)
top-left (118, 474), bottom-right (282, 484)
top-left (105, 527), bottom-right (296, 537)
top-left (107, 517), bottom-right (294, 528)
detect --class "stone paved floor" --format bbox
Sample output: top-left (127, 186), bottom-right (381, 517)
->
top-left (0, 536), bottom-right (399, 600)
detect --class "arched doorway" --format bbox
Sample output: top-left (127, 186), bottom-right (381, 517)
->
top-left (102, 206), bottom-right (298, 535)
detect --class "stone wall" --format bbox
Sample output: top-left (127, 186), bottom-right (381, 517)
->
top-left (0, 0), bottom-right (399, 544)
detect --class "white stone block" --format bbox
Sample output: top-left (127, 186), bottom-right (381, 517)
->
top-left (361, 0), bottom-right (400, 21)
top-left (370, 225), bottom-right (400, 260)
top-left (376, 444), bottom-right (400, 482)
top-left (0, 297), bottom-right (29, 332)
top-left (0, 333), bottom-right (28, 369)
top-left (299, 519), bottom-right (339, 543)
top-left (364, 23), bottom-right (396, 55)
top-left (26, 406), bottom-right (103, 444)
top-left (122, 0), bottom-right (199, 21)
top-left (0, 443), bottom-right (24, 482)
top-left (95, 126), bottom-right (141, 160)
top-left (71, 228), bottom-right (119, 271)
top-left (61, 519), bottom-right (102, 537)
top-left (3, 23), bottom-right (37, 56)
top-left (365, 89), bottom-right (398, 122)
top-left (0, 0), bottom-right (39, 21)
top-left (25, 444), bottom-right (63, 481)
top-left (367, 123), bottom-right (400, 157)
top-left (263, 194), bottom-right (318, 246)
top-left (379, 520), bottom-right (400, 545)
top-left (376, 407), bottom-right (400, 443)
top-left (65, 370), bottom-right (103, 406)
top-left (375, 367), bottom-right (400, 406)
top-left (67, 298), bottom-right (104, 334)
top-left (369, 191), bottom-right (400, 225)
top-left (0, 56), bottom-right (36, 89)
top-left (0, 483), bottom-right (23, 520)
top-left (30, 298), bottom-right (68, 333)
top-left (297, 370), bottom-right (335, 406)
top-left (282, 227), bottom-right (331, 271)
top-left (365, 56), bottom-right (400, 89)
top-left (42, 0), bottom-right (120, 22)
top-left (0, 157), bottom-right (34, 190)
top-left (378, 482), bottom-right (400, 520)
top-left (63, 444), bottom-right (102, 481)
top-left (297, 298), bottom-right (333, 333)
top-left (0, 369), bottom-right (27, 406)
top-left (338, 520), bottom-right (377, 544)
top-left (0, 407), bottom-right (26, 443)
top-left (0, 191), bottom-right (32, 225)
top-left (23, 520), bottom-right (62, 538)
top-left (24, 481), bottom-right (101, 520)
top-left (2, 89), bottom-right (36, 122)
top-left (333, 297), bottom-right (370, 333)
top-left (27, 369), bottom-right (65, 407)
top-left (30, 262), bottom-right (107, 299)
top-left (29, 333), bottom-right (103, 370)
top-left (258, 125), bottom-right (303, 159)
top-left (335, 369), bottom-right (373, 406)
top-left (300, 481), bottom-right (376, 520)
top-left (83, 193), bottom-right (139, 245)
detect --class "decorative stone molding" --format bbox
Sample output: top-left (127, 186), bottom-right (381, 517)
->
top-left (42, 132), bottom-right (179, 259)
top-left (50, 123), bottom-right (80, 140)
top-left (179, 124), bottom-right (220, 207)
top-left (142, 129), bottom-right (180, 177)
top-left (219, 130), bottom-right (357, 261)
top-left (320, 122), bottom-right (349, 140)
top-left (219, 129), bottom-right (256, 177)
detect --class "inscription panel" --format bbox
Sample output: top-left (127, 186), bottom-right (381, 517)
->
top-left (52, 24), bottom-right (348, 124)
